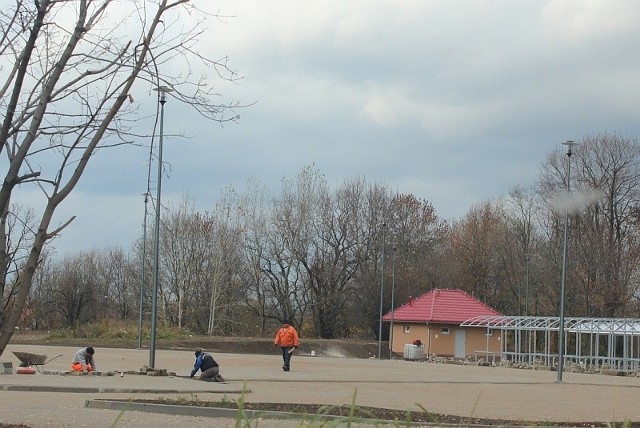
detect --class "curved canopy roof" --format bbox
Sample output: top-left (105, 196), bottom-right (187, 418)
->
top-left (461, 315), bottom-right (640, 334)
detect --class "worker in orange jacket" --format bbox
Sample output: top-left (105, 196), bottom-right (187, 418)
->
top-left (274, 320), bottom-right (299, 371)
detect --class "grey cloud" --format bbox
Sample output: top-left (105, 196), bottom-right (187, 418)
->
top-left (37, 0), bottom-right (640, 255)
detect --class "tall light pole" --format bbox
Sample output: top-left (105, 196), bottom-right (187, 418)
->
top-left (388, 246), bottom-right (397, 359)
top-left (524, 253), bottom-right (531, 360)
top-left (377, 223), bottom-right (386, 359)
top-left (525, 254), bottom-right (531, 317)
top-left (557, 140), bottom-right (577, 383)
top-left (518, 269), bottom-right (522, 316)
top-left (149, 86), bottom-right (172, 368)
top-left (137, 191), bottom-right (150, 349)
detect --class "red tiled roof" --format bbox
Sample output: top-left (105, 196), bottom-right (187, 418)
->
top-left (382, 288), bottom-right (501, 324)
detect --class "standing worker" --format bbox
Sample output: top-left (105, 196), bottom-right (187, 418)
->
top-left (274, 320), bottom-right (299, 371)
top-left (190, 348), bottom-right (225, 382)
top-left (71, 346), bottom-right (96, 372)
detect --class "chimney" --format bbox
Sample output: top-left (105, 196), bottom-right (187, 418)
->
top-left (409, 296), bottom-right (413, 306)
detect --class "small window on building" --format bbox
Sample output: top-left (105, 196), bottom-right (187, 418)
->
top-left (441, 327), bottom-right (450, 335)
top-left (403, 325), bottom-right (411, 333)
top-left (485, 329), bottom-right (494, 336)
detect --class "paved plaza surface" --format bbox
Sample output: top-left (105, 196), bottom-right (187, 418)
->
top-left (1, 343), bottom-right (639, 427)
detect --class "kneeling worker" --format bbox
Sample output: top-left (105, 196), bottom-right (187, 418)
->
top-left (71, 346), bottom-right (96, 372)
top-left (190, 348), bottom-right (225, 382)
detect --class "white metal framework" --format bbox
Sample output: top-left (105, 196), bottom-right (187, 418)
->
top-left (461, 316), bottom-right (640, 371)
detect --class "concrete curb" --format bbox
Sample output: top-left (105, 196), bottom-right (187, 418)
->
top-left (84, 399), bottom-right (436, 426)
top-left (0, 384), bottom-right (249, 394)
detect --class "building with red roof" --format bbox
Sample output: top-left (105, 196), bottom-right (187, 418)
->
top-left (382, 288), bottom-right (502, 359)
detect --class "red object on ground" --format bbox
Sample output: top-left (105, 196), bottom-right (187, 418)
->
top-left (16, 367), bottom-right (36, 374)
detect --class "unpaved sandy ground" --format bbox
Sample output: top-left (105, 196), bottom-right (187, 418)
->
top-left (1, 343), bottom-right (639, 427)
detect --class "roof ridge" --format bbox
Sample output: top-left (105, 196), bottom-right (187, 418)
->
top-left (429, 288), bottom-right (439, 319)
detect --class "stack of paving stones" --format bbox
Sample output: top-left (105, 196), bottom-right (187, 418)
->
top-left (0, 363), bottom-right (177, 377)
top-left (0, 353), bottom-right (162, 377)
top-left (135, 365), bottom-right (176, 376)
top-left (63, 366), bottom-right (176, 376)
top-left (66, 370), bottom-right (115, 376)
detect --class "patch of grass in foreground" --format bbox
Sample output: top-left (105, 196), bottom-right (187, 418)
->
top-left (106, 394), bottom-right (636, 427)
top-left (107, 395), bottom-right (625, 427)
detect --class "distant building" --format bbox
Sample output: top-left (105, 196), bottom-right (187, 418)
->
top-left (382, 288), bottom-right (502, 359)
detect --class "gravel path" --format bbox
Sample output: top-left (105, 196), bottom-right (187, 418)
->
top-left (1, 343), bottom-right (639, 427)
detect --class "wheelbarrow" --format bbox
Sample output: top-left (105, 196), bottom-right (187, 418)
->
top-left (13, 351), bottom-right (63, 373)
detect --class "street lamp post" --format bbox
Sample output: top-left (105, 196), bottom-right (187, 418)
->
top-left (524, 253), bottom-right (531, 361)
top-left (389, 246), bottom-right (397, 359)
top-left (149, 86), bottom-right (172, 368)
top-left (518, 274), bottom-right (522, 317)
top-left (525, 254), bottom-right (531, 317)
top-left (377, 223), bottom-right (386, 359)
top-left (557, 140), bottom-right (577, 383)
top-left (137, 191), bottom-right (150, 349)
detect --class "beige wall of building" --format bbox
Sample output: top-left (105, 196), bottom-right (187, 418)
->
top-left (390, 322), bottom-right (501, 359)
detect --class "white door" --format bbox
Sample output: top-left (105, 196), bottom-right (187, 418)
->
top-left (454, 329), bottom-right (466, 358)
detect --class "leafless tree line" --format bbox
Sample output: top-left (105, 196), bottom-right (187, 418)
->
top-left (2, 2), bottom-right (639, 358)
top-left (0, 0), bottom-right (240, 357)
top-left (21, 135), bottom-right (640, 339)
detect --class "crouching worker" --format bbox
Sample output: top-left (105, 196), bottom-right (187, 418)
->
top-left (190, 348), bottom-right (225, 382)
top-left (71, 346), bottom-right (96, 372)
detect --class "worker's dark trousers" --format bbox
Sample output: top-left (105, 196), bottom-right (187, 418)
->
top-left (281, 346), bottom-right (294, 370)
top-left (200, 366), bottom-right (219, 381)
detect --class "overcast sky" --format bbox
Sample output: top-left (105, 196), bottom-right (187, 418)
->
top-left (46, 0), bottom-right (640, 257)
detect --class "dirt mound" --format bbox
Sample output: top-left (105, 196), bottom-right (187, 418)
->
top-left (9, 332), bottom-right (383, 360)
top-left (169, 338), bottom-right (381, 359)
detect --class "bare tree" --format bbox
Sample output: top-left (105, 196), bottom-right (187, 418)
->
top-left (205, 194), bottom-right (245, 336)
top-left (447, 200), bottom-right (513, 312)
top-left (388, 193), bottom-right (448, 295)
top-left (578, 134), bottom-right (640, 316)
top-left (348, 183), bottom-right (391, 339)
top-left (160, 198), bottom-right (206, 329)
top-left (300, 178), bottom-right (369, 338)
top-left (0, 1), bottom-right (239, 356)
top-left (261, 167), bottom-right (320, 329)
top-left (502, 185), bottom-right (545, 315)
top-left (21, 246), bottom-right (53, 330)
top-left (237, 180), bottom-right (278, 334)
top-left (538, 134), bottom-right (640, 317)
top-left (98, 247), bottom-right (137, 322)
top-left (48, 252), bottom-right (100, 330)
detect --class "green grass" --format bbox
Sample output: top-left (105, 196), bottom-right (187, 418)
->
top-left (124, 389), bottom-right (508, 426)
top-left (43, 321), bottom-right (197, 345)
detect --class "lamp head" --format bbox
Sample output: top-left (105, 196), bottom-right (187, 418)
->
top-left (154, 86), bottom-right (173, 103)
top-left (154, 85), bottom-right (173, 94)
top-left (561, 140), bottom-right (577, 156)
